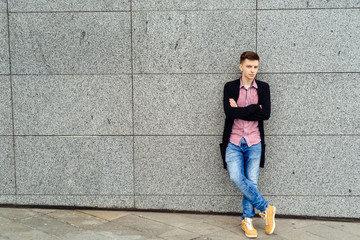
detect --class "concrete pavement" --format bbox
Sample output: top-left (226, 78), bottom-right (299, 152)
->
top-left (0, 207), bottom-right (359, 240)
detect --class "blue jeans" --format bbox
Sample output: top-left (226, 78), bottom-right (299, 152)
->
top-left (225, 138), bottom-right (268, 219)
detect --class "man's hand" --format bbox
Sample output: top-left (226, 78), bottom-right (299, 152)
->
top-left (229, 98), bottom-right (238, 107)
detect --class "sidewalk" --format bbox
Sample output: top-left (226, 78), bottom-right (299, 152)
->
top-left (0, 207), bottom-right (359, 240)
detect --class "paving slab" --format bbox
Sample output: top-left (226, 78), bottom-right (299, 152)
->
top-left (159, 228), bottom-right (200, 240)
top-left (133, 211), bottom-right (204, 228)
top-left (0, 208), bottom-right (39, 220)
top-left (47, 209), bottom-right (108, 228)
top-left (179, 222), bottom-right (223, 235)
top-left (20, 214), bottom-right (82, 237)
top-left (78, 210), bottom-right (132, 221)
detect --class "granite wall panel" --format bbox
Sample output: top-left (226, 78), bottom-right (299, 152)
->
top-left (12, 75), bottom-right (132, 135)
top-left (17, 195), bottom-right (134, 208)
top-left (133, 11), bottom-right (256, 73)
top-left (132, 0), bottom-right (256, 10)
top-left (135, 195), bottom-right (360, 218)
top-left (134, 136), bottom-right (236, 196)
top-left (134, 74), bottom-right (237, 135)
top-left (15, 136), bottom-right (134, 195)
top-left (259, 136), bottom-right (360, 196)
top-left (265, 196), bottom-right (360, 218)
top-left (0, 0), bottom-right (6, 12)
top-left (0, 137), bottom-right (15, 194)
top-left (0, 195), bottom-right (16, 205)
top-left (0, 76), bottom-right (12, 135)
top-left (0, 13), bottom-right (9, 74)
top-left (9, 12), bottom-right (131, 74)
top-left (259, 73), bottom-right (360, 135)
top-left (258, 0), bottom-right (360, 9)
top-left (257, 9), bottom-right (360, 73)
top-left (8, 0), bottom-right (130, 12)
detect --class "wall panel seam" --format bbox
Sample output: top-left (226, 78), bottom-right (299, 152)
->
top-left (130, 0), bottom-right (136, 209)
top-left (6, 0), bottom-right (18, 199)
top-left (5, 72), bottom-right (360, 76)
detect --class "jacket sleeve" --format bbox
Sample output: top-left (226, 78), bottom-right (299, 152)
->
top-left (223, 82), bottom-right (260, 119)
top-left (242, 83), bottom-right (271, 121)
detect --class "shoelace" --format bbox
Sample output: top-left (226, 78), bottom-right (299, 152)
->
top-left (260, 212), bottom-right (268, 226)
top-left (244, 220), bottom-right (254, 230)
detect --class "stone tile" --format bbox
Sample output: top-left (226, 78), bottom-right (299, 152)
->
top-left (58, 230), bottom-right (115, 240)
top-left (258, 0), bottom-right (360, 9)
top-left (15, 136), bottom-right (134, 195)
top-left (180, 222), bottom-right (222, 235)
top-left (132, 0), bottom-right (255, 10)
top-left (257, 9), bottom-right (360, 73)
top-left (134, 74), bottom-right (236, 135)
top-left (264, 196), bottom-right (360, 218)
top-left (20, 214), bottom-right (82, 237)
top-left (133, 11), bottom-right (255, 73)
top-left (202, 214), bottom-right (241, 229)
top-left (13, 75), bottom-right (132, 135)
top-left (0, 137), bottom-right (15, 194)
top-left (47, 210), bottom-right (107, 227)
top-left (10, 12), bottom-right (131, 74)
top-left (323, 221), bottom-right (360, 238)
top-left (30, 208), bottom-right (57, 214)
top-left (259, 136), bottom-right (360, 196)
top-left (159, 228), bottom-right (200, 240)
top-left (278, 227), bottom-right (333, 240)
top-left (111, 215), bottom-right (175, 237)
top-left (78, 210), bottom-right (131, 221)
top-left (0, 221), bottom-right (54, 240)
top-left (258, 0), bottom-right (308, 9)
top-left (0, 77), bottom-right (12, 135)
top-left (0, 208), bottom-right (39, 220)
top-left (134, 136), bottom-right (236, 196)
top-left (0, 216), bottom-right (11, 225)
top-left (309, 0), bottom-right (360, 8)
top-left (133, 211), bottom-right (202, 227)
top-left (17, 195), bottom-right (134, 208)
top-left (261, 73), bottom-right (360, 135)
top-left (206, 229), bottom-right (246, 240)
top-left (135, 195), bottom-right (244, 213)
top-left (88, 220), bottom-right (160, 239)
top-left (304, 223), bottom-right (360, 240)
top-left (0, 0), bottom-right (7, 12)
top-left (0, 195), bottom-right (16, 204)
top-left (8, 0), bottom-right (130, 12)
top-left (176, 213), bottom-right (208, 222)
top-left (0, 14), bottom-right (9, 74)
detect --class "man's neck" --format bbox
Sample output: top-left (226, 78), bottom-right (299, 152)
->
top-left (241, 76), bottom-right (254, 89)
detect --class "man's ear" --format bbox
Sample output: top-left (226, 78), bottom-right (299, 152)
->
top-left (239, 64), bottom-right (243, 71)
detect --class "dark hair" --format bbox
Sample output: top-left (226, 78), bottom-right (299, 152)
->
top-left (240, 51), bottom-right (260, 64)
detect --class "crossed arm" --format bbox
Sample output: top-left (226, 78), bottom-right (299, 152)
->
top-left (223, 83), bottom-right (270, 121)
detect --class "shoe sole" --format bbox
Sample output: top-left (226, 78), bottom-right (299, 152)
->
top-left (245, 233), bottom-right (258, 238)
top-left (268, 206), bottom-right (276, 235)
top-left (242, 226), bottom-right (258, 238)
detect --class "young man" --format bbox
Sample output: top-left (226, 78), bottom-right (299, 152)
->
top-left (219, 51), bottom-right (275, 238)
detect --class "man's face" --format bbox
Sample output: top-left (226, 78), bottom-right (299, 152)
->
top-left (239, 59), bottom-right (259, 82)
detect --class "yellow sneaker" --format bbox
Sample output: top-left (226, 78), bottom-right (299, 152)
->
top-left (259, 205), bottom-right (276, 234)
top-left (241, 217), bottom-right (258, 238)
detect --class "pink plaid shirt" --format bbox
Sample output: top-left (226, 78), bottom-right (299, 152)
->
top-left (229, 79), bottom-right (261, 147)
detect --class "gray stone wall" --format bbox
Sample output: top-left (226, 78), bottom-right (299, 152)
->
top-left (0, 1), bottom-right (359, 219)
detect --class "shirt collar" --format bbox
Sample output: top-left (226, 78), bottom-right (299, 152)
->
top-left (240, 77), bottom-right (258, 89)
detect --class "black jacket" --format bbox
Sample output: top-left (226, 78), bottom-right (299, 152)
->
top-left (220, 78), bottom-right (271, 169)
